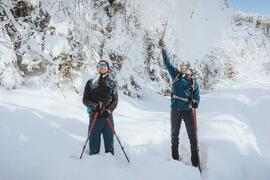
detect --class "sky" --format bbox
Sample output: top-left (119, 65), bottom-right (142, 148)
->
top-left (229, 0), bottom-right (270, 15)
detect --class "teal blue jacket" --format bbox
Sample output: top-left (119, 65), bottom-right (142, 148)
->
top-left (162, 48), bottom-right (200, 110)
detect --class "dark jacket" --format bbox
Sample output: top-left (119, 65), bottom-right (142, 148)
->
top-left (162, 48), bottom-right (200, 110)
top-left (83, 74), bottom-right (118, 113)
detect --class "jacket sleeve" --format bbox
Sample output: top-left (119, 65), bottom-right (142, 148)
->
top-left (193, 80), bottom-right (200, 106)
top-left (162, 48), bottom-right (179, 79)
top-left (107, 83), bottom-right (118, 112)
top-left (82, 80), bottom-right (97, 109)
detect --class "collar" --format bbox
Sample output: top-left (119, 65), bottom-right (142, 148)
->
top-left (99, 73), bottom-right (108, 79)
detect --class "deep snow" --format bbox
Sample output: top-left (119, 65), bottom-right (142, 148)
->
top-left (1, 82), bottom-right (270, 180)
top-left (1, 1), bottom-right (270, 179)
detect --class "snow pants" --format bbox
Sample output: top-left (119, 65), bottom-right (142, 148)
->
top-left (89, 114), bottom-right (114, 155)
top-left (170, 108), bottom-right (198, 159)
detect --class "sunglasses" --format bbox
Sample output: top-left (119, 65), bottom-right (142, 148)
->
top-left (97, 63), bottom-right (108, 68)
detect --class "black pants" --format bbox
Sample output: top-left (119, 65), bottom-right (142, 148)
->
top-left (171, 108), bottom-right (198, 150)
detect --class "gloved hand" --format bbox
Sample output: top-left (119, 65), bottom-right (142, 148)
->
top-left (102, 109), bottom-right (111, 117)
top-left (94, 102), bottom-right (103, 113)
top-left (159, 39), bottom-right (165, 48)
top-left (189, 98), bottom-right (198, 108)
top-left (192, 102), bottom-right (198, 108)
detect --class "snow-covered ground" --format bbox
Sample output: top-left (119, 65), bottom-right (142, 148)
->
top-left (1, 80), bottom-right (270, 180)
top-left (1, 1), bottom-right (270, 179)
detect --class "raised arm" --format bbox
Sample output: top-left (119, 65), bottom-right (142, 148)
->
top-left (159, 40), bottom-right (179, 79)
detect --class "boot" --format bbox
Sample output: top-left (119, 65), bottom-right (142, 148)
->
top-left (171, 144), bottom-right (179, 161)
top-left (191, 147), bottom-right (199, 167)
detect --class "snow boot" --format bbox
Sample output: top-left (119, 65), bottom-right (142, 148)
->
top-left (191, 147), bottom-right (199, 167)
top-left (171, 144), bottom-right (179, 160)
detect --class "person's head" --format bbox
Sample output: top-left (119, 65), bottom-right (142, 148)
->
top-left (97, 60), bottom-right (109, 75)
top-left (180, 66), bottom-right (193, 78)
top-left (180, 66), bottom-right (188, 74)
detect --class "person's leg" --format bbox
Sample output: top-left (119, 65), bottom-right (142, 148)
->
top-left (89, 116), bottom-right (103, 155)
top-left (171, 108), bottom-right (182, 160)
top-left (183, 109), bottom-right (199, 167)
top-left (103, 115), bottom-right (114, 155)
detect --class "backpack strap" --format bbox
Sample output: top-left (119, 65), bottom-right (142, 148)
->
top-left (172, 73), bottom-right (181, 85)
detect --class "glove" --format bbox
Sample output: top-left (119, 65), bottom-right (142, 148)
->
top-left (189, 98), bottom-right (198, 108)
top-left (159, 39), bottom-right (165, 48)
top-left (102, 108), bottom-right (111, 117)
top-left (94, 102), bottom-right (103, 113)
top-left (191, 101), bottom-right (199, 109)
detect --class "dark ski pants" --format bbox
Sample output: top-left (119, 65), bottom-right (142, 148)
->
top-left (170, 108), bottom-right (198, 157)
top-left (89, 114), bottom-right (114, 155)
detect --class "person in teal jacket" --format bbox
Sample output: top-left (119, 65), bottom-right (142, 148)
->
top-left (159, 39), bottom-right (200, 167)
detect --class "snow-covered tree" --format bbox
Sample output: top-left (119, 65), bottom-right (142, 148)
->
top-left (0, 0), bottom-right (233, 95)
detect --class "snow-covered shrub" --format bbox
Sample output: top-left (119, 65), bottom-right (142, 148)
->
top-left (6, 0), bottom-right (269, 95)
top-left (200, 12), bottom-right (270, 89)
top-left (0, 28), bottom-right (23, 89)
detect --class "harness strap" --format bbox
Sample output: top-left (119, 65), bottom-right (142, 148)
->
top-left (172, 73), bottom-right (181, 85)
top-left (171, 94), bottom-right (189, 103)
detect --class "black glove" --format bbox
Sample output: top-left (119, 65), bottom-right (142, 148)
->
top-left (192, 102), bottom-right (198, 108)
top-left (94, 102), bottom-right (103, 113)
top-left (102, 109), bottom-right (111, 117)
top-left (189, 98), bottom-right (198, 108)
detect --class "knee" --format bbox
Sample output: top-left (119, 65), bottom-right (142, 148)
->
top-left (189, 136), bottom-right (198, 147)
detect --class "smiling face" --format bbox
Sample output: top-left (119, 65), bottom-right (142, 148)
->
top-left (180, 66), bottom-right (188, 74)
top-left (180, 66), bottom-right (193, 78)
top-left (97, 62), bottom-right (109, 75)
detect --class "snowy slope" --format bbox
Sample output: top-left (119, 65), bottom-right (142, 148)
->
top-left (1, 83), bottom-right (270, 180)
top-left (199, 87), bottom-right (270, 180)
top-left (1, 1), bottom-right (270, 180)
top-left (0, 88), bottom-right (200, 180)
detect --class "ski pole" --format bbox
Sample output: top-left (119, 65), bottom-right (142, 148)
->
top-left (193, 108), bottom-right (202, 173)
top-left (160, 17), bottom-right (168, 41)
top-left (193, 108), bottom-right (198, 132)
top-left (192, 108), bottom-right (202, 173)
top-left (191, 80), bottom-right (202, 173)
top-left (106, 117), bottom-right (130, 163)
top-left (80, 113), bottom-right (99, 159)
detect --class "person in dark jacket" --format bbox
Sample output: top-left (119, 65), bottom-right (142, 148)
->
top-left (159, 39), bottom-right (200, 167)
top-left (82, 60), bottom-right (118, 155)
